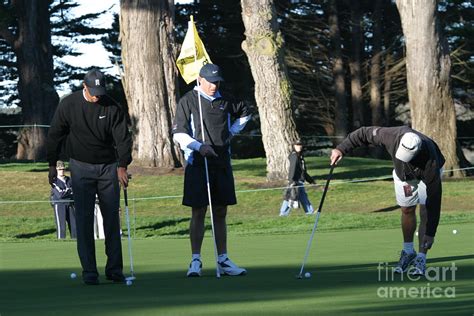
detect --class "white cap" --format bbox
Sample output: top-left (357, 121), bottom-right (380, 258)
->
top-left (395, 132), bottom-right (421, 162)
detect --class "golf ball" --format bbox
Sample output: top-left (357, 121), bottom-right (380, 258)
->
top-left (126, 280), bottom-right (133, 286)
top-left (70, 272), bottom-right (77, 279)
top-left (415, 231), bottom-right (418, 236)
top-left (453, 229), bottom-right (457, 234)
top-left (304, 272), bottom-right (311, 278)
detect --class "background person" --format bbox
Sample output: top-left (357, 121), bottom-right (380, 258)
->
top-left (330, 126), bottom-right (445, 276)
top-left (50, 160), bottom-right (76, 239)
top-left (279, 140), bottom-right (315, 216)
top-left (46, 69), bottom-right (132, 285)
top-left (172, 63), bottom-right (252, 277)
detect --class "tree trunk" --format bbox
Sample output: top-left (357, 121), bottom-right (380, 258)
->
top-left (383, 52), bottom-right (393, 124)
top-left (241, 0), bottom-right (299, 181)
top-left (2, 0), bottom-right (59, 160)
top-left (396, 0), bottom-right (464, 177)
top-left (328, 0), bottom-right (347, 144)
top-left (369, 0), bottom-right (383, 126)
top-left (120, 0), bottom-right (180, 168)
top-left (348, 0), bottom-right (365, 129)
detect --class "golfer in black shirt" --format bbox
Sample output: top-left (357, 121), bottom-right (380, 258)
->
top-left (330, 126), bottom-right (445, 276)
top-left (47, 69), bottom-right (132, 285)
top-left (173, 64), bottom-right (251, 277)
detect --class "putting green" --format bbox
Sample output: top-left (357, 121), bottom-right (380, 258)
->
top-left (1, 223), bottom-right (473, 315)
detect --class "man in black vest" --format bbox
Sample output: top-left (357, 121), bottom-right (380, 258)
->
top-left (172, 64), bottom-right (252, 277)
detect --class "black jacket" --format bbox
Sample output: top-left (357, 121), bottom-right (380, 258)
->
top-left (46, 91), bottom-right (132, 168)
top-left (336, 126), bottom-right (445, 237)
top-left (172, 90), bottom-right (251, 167)
top-left (288, 151), bottom-right (314, 184)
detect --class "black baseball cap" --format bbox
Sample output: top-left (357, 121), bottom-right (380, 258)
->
top-left (84, 69), bottom-right (106, 96)
top-left (294, 140), bottom-right (303, 146)
top-left (199, 64), bottom-right (224, 83)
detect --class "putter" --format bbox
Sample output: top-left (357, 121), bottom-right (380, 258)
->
top-left (195, 80), bottom-right (221, 279)
top-left (296, 164), bottom-right (335, 279)
top-left (123, 178), bottom-right (136, 281)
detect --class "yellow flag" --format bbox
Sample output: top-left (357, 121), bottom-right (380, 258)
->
top-left (176, 16), bottom-right (212, 84)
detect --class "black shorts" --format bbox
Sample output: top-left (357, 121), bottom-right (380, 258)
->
top-left (183, 163), bottom-right (237, 207)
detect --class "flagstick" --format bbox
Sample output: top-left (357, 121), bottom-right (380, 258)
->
top-left (190, 16), bottom-right (221, 279)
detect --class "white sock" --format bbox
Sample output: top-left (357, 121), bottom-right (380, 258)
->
top-left (218, 253), bottom-right (228, 263)
top-left (192, 254), bottom-right (201, 261)
top-left (403, 242), bottom-right (415, 254)
top-left (417, 253), bottom-right (427, 260)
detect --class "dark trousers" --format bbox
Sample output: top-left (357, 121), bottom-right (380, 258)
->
top-left (53, 204), bottom-right (77, 239)
top-left (69, 159), bottom-right (123, 279)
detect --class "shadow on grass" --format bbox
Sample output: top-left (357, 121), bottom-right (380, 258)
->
top-left (1, 255), bottom-right (472, 315)
top-left (137, 218), bottom-right (189, 231)
top-left (159, 229), bottom-right (189, 237)
top-left (373, 205), bottom-right (399, 213)
top-left (143, 221), bottom-right (244, 238)
top-left (427, 254), bottom-right (474, 264)
top-left (15, 228), bottom-right (56, 239)
top-left (135, 217), bottom-right (243, 238)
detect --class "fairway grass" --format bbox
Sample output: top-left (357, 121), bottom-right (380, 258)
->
top-left (1, 159), bottom-right (473, 314)
top-left (1, 158), bottom-right (473, 241)
top-left (1, 223), bottom-right (473, 315)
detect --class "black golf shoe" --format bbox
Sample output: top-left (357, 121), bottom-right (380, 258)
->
top-left (83, 277), bottom-right (99, 285)
top-left (106, 273), bottom-right (126, 283)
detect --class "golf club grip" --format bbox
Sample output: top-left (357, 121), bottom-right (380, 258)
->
top-left (316, 164), bottom-right (335, 213)
top-left (123, 188), bottom-right (128, 207)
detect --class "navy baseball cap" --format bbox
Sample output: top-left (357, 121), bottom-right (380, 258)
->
top-left (84, 69), bottom-right (106, 96)
top-left (199, 64), bottom-right (224, 83)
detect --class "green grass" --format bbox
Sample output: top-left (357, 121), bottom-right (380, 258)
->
top-left (0, 157), bottom-right (473, 240)
top-left (1, 158), bottom-right (473, 315)
top-left (1, 223), bottom-right (473, 315)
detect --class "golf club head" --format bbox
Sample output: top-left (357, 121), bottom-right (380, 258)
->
top-left (296, 274), bottom-right (303, 279)
top-left (126, 276), bottom-right (136, 281)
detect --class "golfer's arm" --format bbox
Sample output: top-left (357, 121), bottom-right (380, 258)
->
top-left (229, 115), bottom-right (251, 135)
top-left (425, 175), bottom-right (442, 237)
top-left (173, 133), bottom-right (202, 151)
top-left (336, 127), bottom-right (378, 155)
top-left (51, 186), bottom-right (61, 200)
top-left (112, 111), bottom-right (133, 168)
top-left (288, 154), bottom-right (298, 182)
top-left (46, 105), bottom-right (68, 166)
top-left (304, 171), bottom-right (313, 183)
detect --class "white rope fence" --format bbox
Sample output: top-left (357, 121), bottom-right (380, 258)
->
top-left (1, 166), bottom-right (472, 205)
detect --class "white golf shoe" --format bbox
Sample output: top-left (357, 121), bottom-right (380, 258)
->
top-left (218, 257), bottom-right (247, 276)
top-left (186, 258), bottom-right (202, 277)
